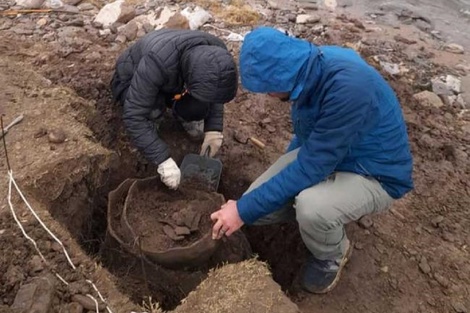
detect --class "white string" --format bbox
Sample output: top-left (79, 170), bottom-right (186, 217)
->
top-left (87, 294), bottom-right (100, 313)
top-left (8, 170), bottom-right (76, 270)
top-left (6, 170), bottom-right (114, 313)
top-left (7, 176), bottom-right (48, 263)
top-left (87, 280), bottom-right (114, 313)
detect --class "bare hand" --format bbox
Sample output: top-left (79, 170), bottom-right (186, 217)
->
top-left (210, 200), bottom-right (244, 240)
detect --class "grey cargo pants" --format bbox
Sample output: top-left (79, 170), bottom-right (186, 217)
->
top-left (244, 148), bottom-right (394, 261)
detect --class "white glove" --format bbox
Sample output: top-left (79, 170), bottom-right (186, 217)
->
top-left (200, 131), bottom-right (223, 157)
top-left (157, 158), bottom-right (181, 190)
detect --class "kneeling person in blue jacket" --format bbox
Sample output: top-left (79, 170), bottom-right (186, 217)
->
top-left (210, 27), bottom-right (414, 293)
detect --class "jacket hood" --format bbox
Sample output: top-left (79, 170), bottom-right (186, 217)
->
top-left (182, 45), bottom-right (238, 104)
top-left (239, 27), bottom-right (320, 100)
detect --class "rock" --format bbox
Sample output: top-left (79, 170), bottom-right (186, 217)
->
top-left (65, 18), bottom-right (85, 27)
top-left (164, 12), bottom-right (189, 30)
top-left (433, 273), bottom-right (450, 288)
top-left (28, 255), bottom-right (44, 273)
top-left (120, 20), bottom-right (138, 41)
top-left (299, 3), bottom-right (318, 10)
top-left (432, 78), bottom-right (454, 96)
top-left (162, 225), bottom-right (184, 241)
top-left (13, 25), bottom-right (35, 36)
top-left (15, 0), bottom-right (44, 9)
top-left (115, 34), bottom-right (127, 43)
top-left (11, 274), bottom-right (57, 313)
top-left (456, 94), bottom-right (467, 108)
top-left (174, 226), bottom-right (191, 236)
top-left (142, 21), bottom-right (154, 33)
top-left (267, 0), bottom-right (278, 9)
top-left (380, 266), bottom-right (389, 273)
top-left (4, 265), bottom-right (25, 287)
top-left (62, 0), bottom-right (81, 5)
top-left (446, 75), bottom-right (462, 94)
top-left (431, 215), bottom-right (444, 228)
top-left (452, 301), bottom-right (468, 313)
top-left (375, 243), bottom-right (386, 254)
top-left (455, 63), bottom-right (470, 74)
top-left (66, 302), bottom-right (84, 313)
top-left (444, 43), bottom-right (464, 54)
top-left (99, 29), bottom-right (112, 37)
top-left (296, 14), bottom-right (320, 24)
top-left (59, 4), bottom-right (80, 13)
top-left (419, 257), bottom-right (431, 274)
top-left (0, 19), bottom-right (13, 30)
top-left (394, 34), bottom-right (416, 44)
top-left (94, 0), bottom-right (136, 28)
top-left (48, 129), bottom-right (66, 144)
top-left (35, 17), bottom-right (50, 27)
top-left (354, 242), bottom-right (364, 250)
top-left (77, 2), bottom-right (96, 11)
top-left (43, 0), bottom-right (63, 9)
top-left (85, 51), bottom-right (101, 62)
top-left (358, 215), bottom-right (373, 229)
top-left (413, 91), bottom-right (443, 108)
top-left (380, 61), bottom-right (400, 76)
top-left (441, 231), bottom-right (455, 242)
top-left (71, 295), bottom-right (106, 311)
top-left (180, 6), bottom-right (211, 30)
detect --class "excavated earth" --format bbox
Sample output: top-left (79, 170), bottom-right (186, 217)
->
top-left (0, 0), bottom-right (469, 312)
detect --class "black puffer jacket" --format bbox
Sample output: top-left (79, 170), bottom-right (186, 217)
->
top-left (111, 29), bottom-right (238, 165)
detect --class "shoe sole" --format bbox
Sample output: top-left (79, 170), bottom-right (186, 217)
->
top-left (312, 241), bottom-right (354, 294)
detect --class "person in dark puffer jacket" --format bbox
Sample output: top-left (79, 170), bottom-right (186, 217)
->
top-left (110, 29), bottom-right (238, 190)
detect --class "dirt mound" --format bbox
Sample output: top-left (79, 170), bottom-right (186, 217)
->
top-left (174, 259), bottom-right (300, 313)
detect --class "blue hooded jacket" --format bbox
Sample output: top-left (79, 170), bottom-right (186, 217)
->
top-left (237, 27), bottom-right (414, 225)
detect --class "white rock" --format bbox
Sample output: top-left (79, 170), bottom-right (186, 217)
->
top-left (456, 94), bottom-right (467, 108)
top-left (43, 0), bottom-right (63, 8)
top-left (296, 14), bottom-right (320, 24)
top-left (181, 6), bottom-right (212, 30)
top-left (94, 0), bottom-right (136, 28)
top-left (99, 28), bottom-right (111, 36)
top-left (15, 0), bottom-right (44, 9)
top-left (37, 18), bottom-right (48, 27)
top-left (432, 77), bottom-right (454, 96)
top-left (225, 32), bottom-right (244, 42)
top-left (446, 75), bottom-right (461, 94)
top-left (150, 6), bottom-right (176, 29)
top-left (444, 43), bottom-right (464, 54)
top-left (380, 61), bottom-right (400, 76)
top-left (413, 91), bottom-right (443, 108)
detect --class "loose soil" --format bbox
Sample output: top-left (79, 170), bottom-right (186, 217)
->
top-left (0, 1), bottom-right (469, 313)
top-left (125, 183), bottom-right (224, 251)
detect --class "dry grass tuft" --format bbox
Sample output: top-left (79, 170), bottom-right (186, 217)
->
top-left (194, 0), bottom-right (260, 26)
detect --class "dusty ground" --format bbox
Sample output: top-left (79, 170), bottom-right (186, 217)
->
top-left (0, 0), bottom-right (470, 312)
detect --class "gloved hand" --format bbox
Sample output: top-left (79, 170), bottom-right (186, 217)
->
top-left (200, 131), bottom-right (223, 157)
top-left (157, 158), bottom-right (181, 190)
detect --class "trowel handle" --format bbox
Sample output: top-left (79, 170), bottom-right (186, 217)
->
top-left (249, 137), bottom-right (265, 149)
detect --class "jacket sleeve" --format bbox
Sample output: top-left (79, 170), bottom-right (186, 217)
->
top-left (237, 82), bottom-right (373, 224)
top-left (203, 103), bottom-right (224, 132)
top-left (286, 135), bottom-right (301, 152)
top-left (122, 52), bottom-right (170, 165)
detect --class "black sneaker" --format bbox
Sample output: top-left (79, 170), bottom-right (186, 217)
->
top-left (300, 240), bottom-right (353, 294)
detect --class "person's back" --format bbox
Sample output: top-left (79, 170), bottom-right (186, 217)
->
top-left (317, 46), bottom-right (413, 198)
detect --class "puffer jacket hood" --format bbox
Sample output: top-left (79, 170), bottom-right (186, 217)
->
top-left (240, 27), bottom-right (320, 99)
top-left (182, 45), bottom-right (238, 104)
